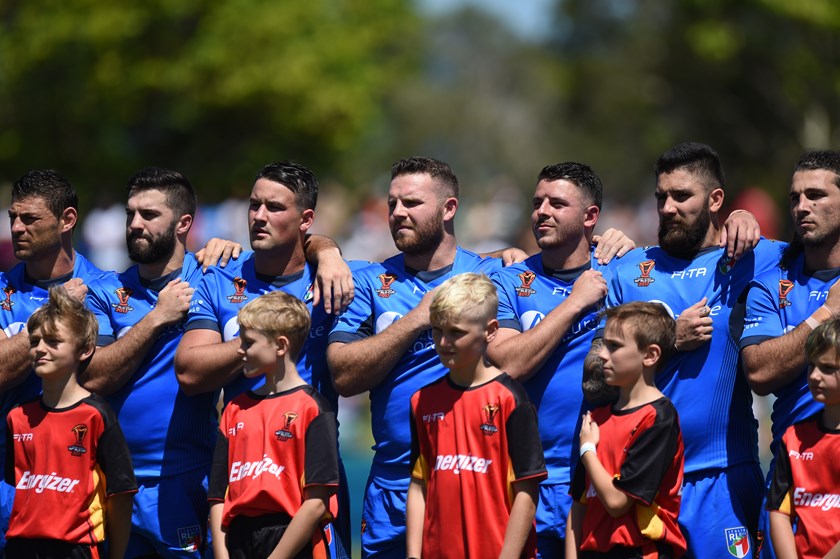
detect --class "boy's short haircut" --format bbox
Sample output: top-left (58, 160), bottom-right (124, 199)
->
top-left (237, 292), bottom-right (311, 360)
top-left (27, 286), bottom-right (98, 352)
top-left (805, 318), bottom-right (840, 363)
top-left (604, 301), bottom-right (676, 370)
top-left (429, 273), bottom-right (497, 327)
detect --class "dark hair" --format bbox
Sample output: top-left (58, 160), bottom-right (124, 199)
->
top-left (127, 167), bottom-right (197, 219)
top-left (604, 301), bottom-right (676, 372)
top-left (655, 142), bottom-right (725, 192)
top-left (537, 162), bottom-right (603, 209)
top-left (390, 157), bottom-right (459, 199)
top-left (12, 170), bottom-right (78, 218)
top-left (794, 150), bottom-right (840, 189)
top-left (255, 161), bottom-right (319, 211)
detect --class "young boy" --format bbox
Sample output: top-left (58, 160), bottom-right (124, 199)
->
top-left (208, 291), bottom-right (338, 559)
top-left (567, 301), bottom-right (686, 559)
top-left (5, 287), bottom-right (137, 559)
top-left (767, 319), bottom-right (840, 559)
top-left (405, 273), bottom-right (547, 559)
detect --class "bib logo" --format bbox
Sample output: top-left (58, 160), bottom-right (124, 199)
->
top-left (376, 273), bottom-right (397, 298)
top-left (113, 287), bottom-right (134, 314)
top-left (718, 256), bottom-right (736, 275)
top-left (725, 527), bottom-right (750, 558)
top-left (480, 404), bottom-right (499, 435)
top-left (275, 411), bottom-right (299, 441)
top-left (227, 277), bottom-right (248, 304)
top-left (778, 279), bottom-right (794, 308)
top-left (634, 260), bottom-right (655, 287)
top-left (68, 424), bottom-right (88, 456)
top-left (515, 271), bottom-right (537, 297)
top-left (178, 525), bottom-right (202, 553)
top-left (1, 286), bottom-right (15, 311)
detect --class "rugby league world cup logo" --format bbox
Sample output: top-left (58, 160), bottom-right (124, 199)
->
top-left (227, 277), bottom-right (248, 304)
top-left (634, 260), bottom-right (656, 287)
top-left (1, 286), bottom-right (15, 311)
top-left (68, 424), bottom-right (88, 456)
top-left (480, 404), bottom-right (500, 435)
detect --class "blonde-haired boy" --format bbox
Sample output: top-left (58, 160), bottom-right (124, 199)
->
top-left (208, 291), bottom-right (339, 559)
top-left (406, 273), bottom-right (547, 559)
top-left (5, 287), bottom-right (136, 559)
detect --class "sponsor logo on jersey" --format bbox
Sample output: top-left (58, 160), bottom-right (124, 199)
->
top-left (423, 412), bottom-right (445, 423)
top-left (227, 277), bottom-right (249, 304)
top-left (275, 411), bottom-right (298, 441)
top-left (725, 527), bottom-right (750, 558)
top-left (789, 449), bottom-right (814, 460)
top-left (12, 433), bottom-right (32, 442)
top-left (1, 286), bottom-right (16, 311)
top-left (778, 279), bottom-right (794, 308)
top-left (178, 525), bottom-right (202, 552)
top-left (68, 424), bottom-right (88, 456)
top-left (793, 488), bottom-right (840, 510)
top-left (16, 471), bottom-right (81, 494)
top-left (376, 273), bottom-right (397, 298)
top-left (718, 255), bottom-right (737, 274)
top-left (634, 260), bottom-right (655, 287)
top-left (480, 403), bottom-right (499, 435)
top-left (434, 454), bottom-right (493, 474)
top-left (515, 271), bottom-right (537, 297)
top-left (112, 287), bottom-right (134, 314)
top-left (230, 454), bottom-right (285, 482)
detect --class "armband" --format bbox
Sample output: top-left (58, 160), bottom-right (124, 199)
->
top-left (580, 442), bottom-right (597, 458)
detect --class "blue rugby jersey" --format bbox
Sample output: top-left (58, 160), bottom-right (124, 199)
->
top-left (0, 252), bottom-right (106, 465)
top-left (605, 240), bottom-right (784, 473)
top-left (739, 251), bottom-right (835, 455)
top-left (328, 247), bottom-right (502, 488)
top-left (491, 251), bottom-right (614, 485)
top-left (87, 253), bottom-right (218, 478)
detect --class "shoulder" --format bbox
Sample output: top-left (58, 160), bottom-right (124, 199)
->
top-left (456, 246), bottom-right (502, 273)
top-left (81, 393), bottom-right (120, 426)
top-left (300, 384), bottom-right (335, 415)
top-left (493, 373), bottom-right (532, 406)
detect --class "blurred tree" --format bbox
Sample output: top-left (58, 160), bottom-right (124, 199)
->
top-left (0, 0), bottom-right (417, 202)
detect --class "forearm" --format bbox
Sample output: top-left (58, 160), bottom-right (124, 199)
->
top-left (0, 332), bottom-right (34, 392)
top-left (106, 493), bottom-right (134, 559)
top-left (406, 479), bottom-right (426, 559)
top-left (268, 498), bottom-right (327, 559)
top-left (565, 503), bottom-right (584, 559)
top-left (499, 482), bottom-right (538, 559)
top-left (742, 323), bottom-right (813, 395)
top-left (175, 334), bottom-right (243, 395)
top-left (580, 452), bottom-right (632, 517)
top-left (209, 503), bottom-right (230, 559)
top-left (304, 233), bottom-right (341, 262)
top-left (768, 511), bottom-right (797, 559)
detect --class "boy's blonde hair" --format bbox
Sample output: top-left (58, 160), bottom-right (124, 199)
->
top-left (805, 318), bottom-right (840, 363)
top-left (237, 292), bottom-right (310, 360)
top-left (27, 286), bottom-right (98, 352)
top-left (430, 273), bottom-right (498, 327)
top-left (604, 301), bottom-right (676, 371)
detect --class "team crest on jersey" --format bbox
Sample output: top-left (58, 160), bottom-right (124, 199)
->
top-left (112, 287), bottom-right (134, 314)
top-left (480, 404), bottom-right (499, 435)
top-left (275, 411), bottom-right (299, 441)
top-left (634, 260), bottom-right (655, 287)
top-left (304, 283), bottom-right (314, 303)
top-left (718, 255), bottom-right (736, 274)
top-left (227, 277), bottom-right (249, 304)
top-left (376, 273), bottom-right (397, 298)
top-left (515, 271), bottom-right (537, 297)
top-left (68, 424), bottom-right (88, 456)
top-left (725, 527), bottom-right (750, 558)
top-left (778, 279), bottom-right (794, 308)
top-left (1, 286), bottom-right (16, 311)
top-left (177, 525), bottom-right (202, 552)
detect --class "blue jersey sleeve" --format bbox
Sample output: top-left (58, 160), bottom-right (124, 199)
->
top-left (185, 271), bottom-right (223, 333)
top-left (740, 275), bottom-right (784, 348)
top-left (491, 270), bottom-right (522, 331)
top-left (328, 264), bottom-right (379, 344)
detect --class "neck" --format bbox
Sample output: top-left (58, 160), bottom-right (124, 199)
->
top-left (138, 242), bottom-right (187, 280)
top-left (699, 219), bottom-right (722, 251)
top-left (253, 244), bottom-right (307, 277)
top-left (258, 365), bottom-right (305, 395)
top-left (616, 374), bottom-right (661, 409)
top-left (448, 358), bottom-right (498, 388)
top-left (804, 242), bottom-right (840, 272)
top-left (40, 372), bottom-right (90, 408)
top-left (822, 406), bottom-right (840, 430)
top-left (540, 237), bottom-right (592, 270)
top-left (403, 234), bottom-right (458, 272)
top-left (25, 244), bottom-right (75, 280)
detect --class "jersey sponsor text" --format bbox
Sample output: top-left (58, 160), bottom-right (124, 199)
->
top-left (16, 471), bottom-right (81, 494)
top-left (229, 454), bottom-right (286, 482)
top-left (434, 454), bottom-right (492, 474)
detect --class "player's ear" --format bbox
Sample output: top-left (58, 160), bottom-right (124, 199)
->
top-left (275, 335), bottom-right (290, 357)
top-left (60, 207), bottom-right (78, 233)
top-left (583, 205), bottom-right (600, 229)
top-left (79, 343), bottom-right (95, 362)
top-left (299, 209), bottom-right (315, 233)
top-left (708, 188), bottom-right (724, 214)
top-left (176, 213), bottom-right (193, 236)
top-left (642, 343), bottom-right (662, 368)
top-left (484, 318), bottom-right (499, 342)
top-left (442, 197), bottom-right (458, 222)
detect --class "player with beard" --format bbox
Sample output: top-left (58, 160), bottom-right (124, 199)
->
top-left (0, 169), bottom-right (105, 552)
top-left (739, 150), bottom-right (840, 558)
top-left (596, 142), bottom-right (783, 559)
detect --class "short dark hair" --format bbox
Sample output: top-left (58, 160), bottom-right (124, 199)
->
top-left (127, 167), bottom-right (197, 219)
top-left (604, 301), bottom-right (676, 372)
top-left (390, 157), bottom-right (459, 199)
top-left (255, 161), bottom-right (319, 211)
top-left (794, 150), bottom-right (840, 189)
top-left (12, 170), bottom-right (78, 218)
top-left (655, 142), bottom-right (725, 191)
top-left (537, 162), bottom-right (603, 209)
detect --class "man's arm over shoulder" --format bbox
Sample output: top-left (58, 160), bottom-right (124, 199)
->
top-left (0, 329), bottom-right (33, 392)
top-left (174, 328), bottom-right (242, 396)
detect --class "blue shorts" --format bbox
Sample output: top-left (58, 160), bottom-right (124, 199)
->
top-left (680, 463), bottom-right (763, 559)
top-left (536, 481), bottom-right (571, 559)
top-left (360, 477), bottom-right (407, 559)
top-left (126, 470), bottom-right (209, 559)
top-left (0, 480), bottom-right (14, 550)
